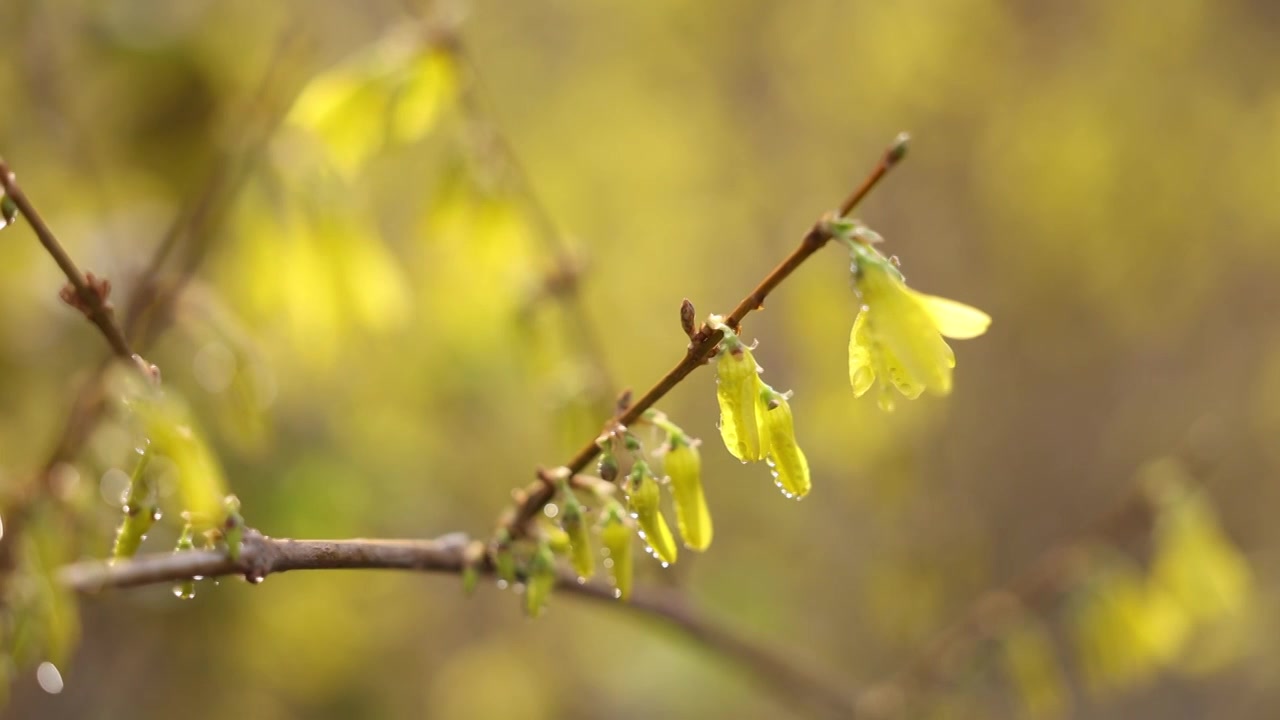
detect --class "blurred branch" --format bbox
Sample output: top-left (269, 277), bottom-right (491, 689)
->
top-left (0, 26), bottom-right (301, 598)
top-left (0, 158), bottom-right (137, 361)
top-left (61, 530), bottom-right (859, 719)
top-left (499, 133), bottom-right (910, 539)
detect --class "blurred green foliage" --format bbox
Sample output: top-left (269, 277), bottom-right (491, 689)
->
top-left (0, 0), bottom-right (1277, 718)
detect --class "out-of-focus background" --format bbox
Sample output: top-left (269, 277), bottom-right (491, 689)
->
top-left (1, 0), bottom-right (1277, 718)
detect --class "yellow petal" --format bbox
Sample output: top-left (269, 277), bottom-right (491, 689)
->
top-left (915, 293), bottom-right (991, 340)
top-left (716, 347), bottom-right (766, 461)
top-left (664, 441), bottom-right (712, 551)
top-left (600, 505), bottom-right (634, 600)
top-left (760, 396), bottom-right (811, 499)
top-left (858, 262), bottom-right (954, 396)
top-left (848, 311), bottom-right (875, 397)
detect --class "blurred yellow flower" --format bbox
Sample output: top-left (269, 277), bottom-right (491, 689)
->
top-left (849, 247), bottom-right (990, 411)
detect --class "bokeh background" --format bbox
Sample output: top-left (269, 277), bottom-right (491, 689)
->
top-left (1, 0), bottom-right (1278, 718)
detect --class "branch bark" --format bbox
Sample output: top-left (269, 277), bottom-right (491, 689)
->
top-left (0, 158), bottom-right (136, 361)
top-left (62, 531), bottom-right (859, 719)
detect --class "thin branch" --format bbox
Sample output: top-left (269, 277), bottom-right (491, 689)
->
top-left (62, 531), bottom-right (859, 719)
top-left (0, 28), bottom-right (301, 600)
top-left (0, 158), bottom-right (136, 360)
top-left (501, 133), bottom-right (910, 537)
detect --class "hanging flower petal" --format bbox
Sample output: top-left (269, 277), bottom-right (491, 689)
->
top-left (848, 245), bottom-right (989, 410)
top-left (716, 340), bottom-right (768, 461)
top-left (626, 464), bottom-right (678, 565)
top-left (599, 503), bottom-right (634, 601)
top-left (759, 387), bottom-right (812, 499)
top-left (664, 437), bottom-right (712, 551)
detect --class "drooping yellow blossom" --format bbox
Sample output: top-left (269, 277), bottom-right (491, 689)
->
top-left (849, 246), bottom-right (990, 411)
top-left (599, 502), bottom-right (634, 600)
top-left (663, 435), bottom-right (713, 550)
top-left (524, 541), bottom-right (556, 618)
top-left (715, 332), bottom-right (769, 461)
top-left (758, 386), bottom-right (812, 499)
top-left (559, 493), bottom-right (595, 581)
top-left (626, 463), bottom-right (679, 566)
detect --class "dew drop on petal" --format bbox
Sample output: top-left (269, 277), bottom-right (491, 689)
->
top-left (36, 662), bottom-right (63, 694)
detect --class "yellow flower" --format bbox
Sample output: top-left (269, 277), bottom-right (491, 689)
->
top-left (663, 437), bottom-right (713, 550)
top-left (599, 502), bottom-right (634, 600)
top-left (849, 248), bottom-right (990, 411)
top-left (759, 386), bottom-right (811, 499)
top-left (524, 541), bottom-right (556, 618)
top-left (626, 462), bottom-right (679, 566)
top-left (715, 334), bottom-right (768, 461)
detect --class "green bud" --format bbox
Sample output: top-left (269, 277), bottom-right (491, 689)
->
top-left (461, 541), bottom-right (484, 596)
top-left (222, 495), bottom-right (245, 561)
top-left (599, 502), bottom-right (634, 601)
top-left (494, 538), bottom-right (517, 587)
top-left (173, 523), bottom-right (196, 600)
top-left (561, 495), bottom-right (595, 580)
top-left (524, 541), bottom-right (556, 617)
top-left (626, 463), bottom-right (678, 565)
top-left (0, 195), bottom-right (17, 228)
top-left (545, 525), bottom-right (571, 555)
top-left (112, 445), bottom-right (157, 559)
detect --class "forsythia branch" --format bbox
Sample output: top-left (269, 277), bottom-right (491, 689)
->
top-left (0, 157), bottom-right (138, 362)
top-left (61, 531), bottom-right (860, 719)
top-left (501, 132), bottom-right (910, 538)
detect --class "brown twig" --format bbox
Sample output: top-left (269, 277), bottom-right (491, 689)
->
top-left (61, 531), bottom-right (858, 719)
top-left (0, 158), bottom-right (136, 361)
top-left (501, 133), bottom-right (910, 538)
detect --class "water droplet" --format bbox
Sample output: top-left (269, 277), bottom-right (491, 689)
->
top-left (35, 662), bottom-right (63, 694)
top-left (613, 588), bottom-right (622, 599)
top-left (660, 562), bottom-right (669, 569)
top-left (172, 585), bottom-right (195, 600)
top-left (576, 576), bottom-right (586, 585)
top-left (603, 558), bottom-right (614, 569)
top-left (544, 503), bottom-right (559, 519)
top-left (496, 579), bottom-right (509, 590)
top-left (192, 575), bottom-right (204, 581)
top-left (246, 574), bottom-right (265, 585)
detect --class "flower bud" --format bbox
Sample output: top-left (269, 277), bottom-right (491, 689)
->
top-left (627, 463), bottom-right (678, 565)
top-left (561, 495), bottom-right (595, 581)
top-left (599, 502), bottom-right (634, 600)
top-left (759, 387), bottom-right (811, 499)
top-left (715, 338), bottom-right (768, 462)
top-left (524, 541), bottom-right (556, 618)
top-left (664, 437), bottom-right (712, 550)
